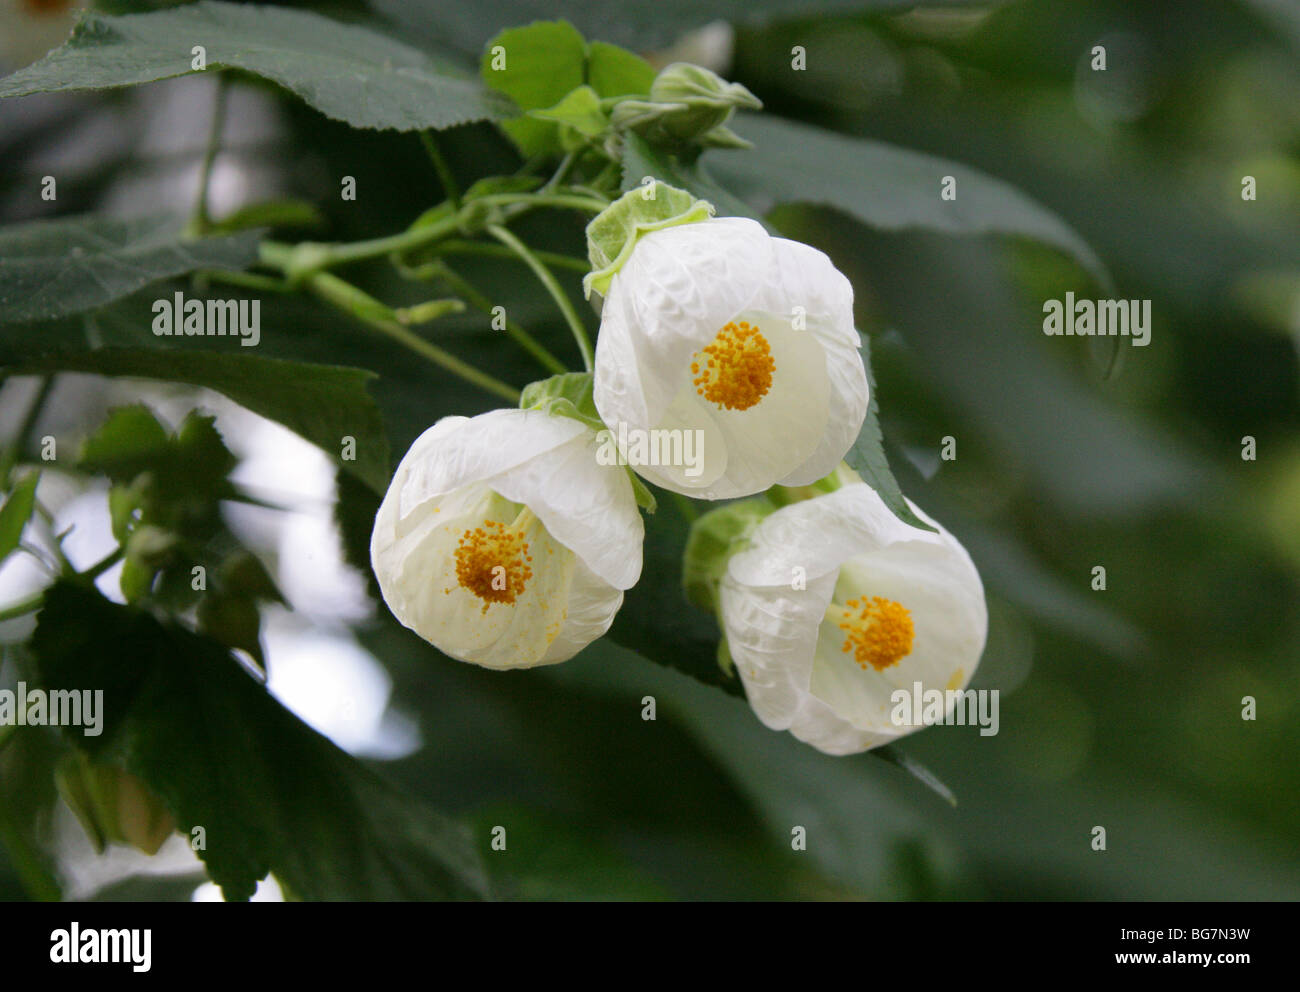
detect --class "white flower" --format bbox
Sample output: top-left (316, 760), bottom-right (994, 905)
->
top-left (0, 1), bottom-right (83, 71)
top-left (718, 483), bottom-right (986, 755)
top-left (592, 216), bottom-right (868, 500)
top-left (370, 409), bottom-right (643, 669)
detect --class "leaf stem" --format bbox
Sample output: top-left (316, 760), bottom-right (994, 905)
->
top-left (189, 74), bottom-right (230, 237)
top-left (0, 591), bottom-right (43, 623)
top-left (419, 130), bottom-right (461, 210)
top-left (260, 242), bottom-right (520, 403)
top-left (486, 224), bottom-right (594, 372)
top-left (434, 239), bottom-right (590, 273)
top-left (432, 264), bottom-right (568, 375)
top-left (1, 375), bottom-right (53, 482)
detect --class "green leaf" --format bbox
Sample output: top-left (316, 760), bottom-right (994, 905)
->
top-left (31, 581), bottom-right (490, 901)
top-left (586, 41), bottom-right (655, 99)
top-left (711, 114), bottom-right (1110, 286)
top-left (518, 371), bottom-right (604, 432)
top-left (481, 20), bottom-right (588, 157)
top-left (844, 334), bottom-right (935, 532)
top-left (468, 805), bottom-right (670, 900)
top-left (0, 214), bottom-right (260, 324)
top-left (528, 85), bottom-right (608, 139)
top-left (0, 472), bottom-right (40, 567)
top-left (609, 500), bottom-right (744, 696)
top-left (13, 349), bottom-right (391, 495)
top-left (374, 0), bottom-right (957, 56)
top-left (0, 1), bottom-right (508, 131)
top-left (77, 405), bottom-right (171, 481)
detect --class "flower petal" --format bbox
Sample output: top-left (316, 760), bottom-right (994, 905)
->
top-left (488, 429), bottom-right (644, 590)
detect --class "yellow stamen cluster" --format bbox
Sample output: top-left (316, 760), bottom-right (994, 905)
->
top-left (690, 320), bottom-right (775, 411)
top-left (453, 518), bottom-right (534, 613)
top-left (837, 596), bottom-right (914, 671)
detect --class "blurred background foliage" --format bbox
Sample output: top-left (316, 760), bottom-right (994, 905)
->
top-left (0, 0), bottom-right (1297, 900)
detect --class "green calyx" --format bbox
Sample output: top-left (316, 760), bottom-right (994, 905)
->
top-left (520, 372), bottom-right (605, 432)
top-left (610, 62), bottom-right (762, 150)
top-left (56, 752), bottom-right (177, 857)
top-left (768, 461), bottom-right (862, 507)
top-left (519, 373), bottom-right (656, 513)
top-left (583, 181), bottom-right (714, 298)
top-left (681, 497), bottom-right (776, 618)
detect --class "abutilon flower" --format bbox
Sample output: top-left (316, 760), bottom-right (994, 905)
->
top-left (370, 409), bottom-right (643, 669)
top-left (717, 482), bottom-right (986, 755)
top-left (592, 216), bottom-right (868, 500)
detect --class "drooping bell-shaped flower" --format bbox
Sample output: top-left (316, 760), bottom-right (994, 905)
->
top-left (702, 481), bottom-right (987, 754)
top-left (370, 409), bottom-right (643, 669)
top-left (590, 203), bottom-right (868, 500)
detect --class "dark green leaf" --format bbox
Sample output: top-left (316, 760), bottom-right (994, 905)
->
top-left (0, 214), bottom-right (259, 324)
top-left (845, 334), bottom-right (935, 532)
top-left (373, 0), bottom-right (977, 56)
top-left (608, 499), bottom-right (743, 696)
top-left (15, 349), bottom-right (391, 495)
top-left (711, 114), bottom-right (1109, 286)
top-left (0, 1), bottom-right (508, 131)
top-left (31, 581), bottom-right (489, 901)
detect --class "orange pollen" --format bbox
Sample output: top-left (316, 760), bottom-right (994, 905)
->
top-left (453, 517), bottom-right (534, 613)
top-left (836, 596), bottom-right (915, 671)
top-left (691, 320), bottom-right (775, 411)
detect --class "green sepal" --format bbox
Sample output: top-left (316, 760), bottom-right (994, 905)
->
top-left (583, 182), bottom-right (714, 298)
top-left (627, 470), bottom-right (657, 514)
top-left (56, 752), bottom-right (176, 857)
top-left (519, 372), bottom-right (605, 433)
top-left (716, 635), bottom-right (735, 678)
top-left (681, 497), bottom-right (776, 616)
top-left (609, 62), bottom-right (761, 150)
top-left (528, 85), bottom-right (609, 140)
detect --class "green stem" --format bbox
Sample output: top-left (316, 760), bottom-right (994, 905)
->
top-left (542, 150), bottom-right (579, 192)
top-left (486, 224), bottom-right (594, 372)
top-left (434, 239), bottom-right (591, 273)
top-left (189, 74), bottom-right (229, 236)
top-left (268, 192), bottom-right (604, 281)
top-left (78, 547), bottom-right (124, 583)
top-left (419, 131), bottom-right (461, 210)
top-left (1, 375), bottom-right (53, 482)
top-left (475, 191), bottom-right (608, 213)
top-left (0, 591), bottom-right (43, 623)
top-left (260, 242), bottom-right (519, 403)
top-left (434, 264), bottom-right (567, 375)
top-left (194, 269), bottom-right (292, 294)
